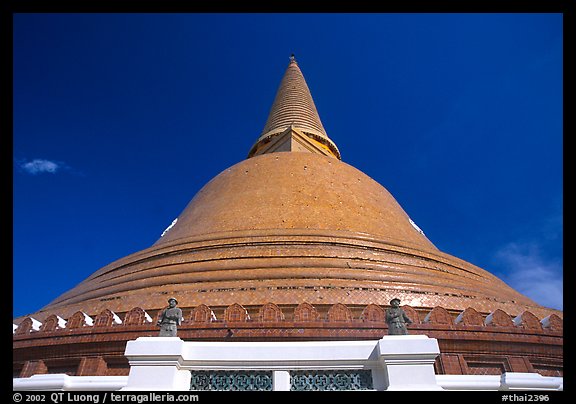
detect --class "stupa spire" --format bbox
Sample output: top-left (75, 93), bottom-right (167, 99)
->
top-left (248, 55), bottom-right (341, 159)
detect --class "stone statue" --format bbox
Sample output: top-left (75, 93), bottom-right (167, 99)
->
top-left (157, 297), bottom-right (183, 337)
top-left (385, 298), bottom-right (412, 335)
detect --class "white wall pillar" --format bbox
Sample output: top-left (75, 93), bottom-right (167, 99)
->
top-left (121, 337), bottom-right (191, 391)
top-left (272, 370), bottom-right (291, 391)
top-left (376, 335), bottom-right (443, 390)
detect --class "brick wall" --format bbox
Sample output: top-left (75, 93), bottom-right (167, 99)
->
top-left (13, 302), bottom-right (563, 378)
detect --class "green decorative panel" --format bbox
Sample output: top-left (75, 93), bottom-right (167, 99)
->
top-left (190, 370), bottom-right (273, 391)
top-left (290, 370), bottom-right (373, 391)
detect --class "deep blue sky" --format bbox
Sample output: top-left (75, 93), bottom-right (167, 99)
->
top-left (13, 13), bottom-right (563, 318)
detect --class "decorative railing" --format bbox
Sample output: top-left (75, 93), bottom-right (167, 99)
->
top-left (188, 369), bottom-right (373, 391)
top-left (290, 370), bottom-right (373, 391)
top-left (13, 302), bottom-right (563, 335)
top-left (190, 370), bottom-right (273, 391)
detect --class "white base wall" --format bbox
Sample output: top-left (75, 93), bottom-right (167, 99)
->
top-left (436, 374), bottom-right (563, 391)
top-left (122, 335), bottom-right (442, 390)
top-left (13, 337), bottom-right (563, 391)
top-left (14, 373), bottom-right (563, 391)
top-left (13, 374), bottom-right (128, 391)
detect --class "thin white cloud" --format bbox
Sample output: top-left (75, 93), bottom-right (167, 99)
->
top-left (495, 242), bottom-right (563, 310)
top-left (18, 159), bottom-right (69, 175)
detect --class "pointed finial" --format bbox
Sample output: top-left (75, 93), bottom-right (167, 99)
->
top-left (289, 53), bottom-right (296, 63)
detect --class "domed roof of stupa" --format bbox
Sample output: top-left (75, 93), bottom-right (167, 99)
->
top-left (26, 56), bottom-right (557, 324)
top-left (154, 152), bottom-right (437, 251)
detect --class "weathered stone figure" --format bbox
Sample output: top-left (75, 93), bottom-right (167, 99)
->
top-left (157, 297), bottom-right (183, 337)
top-left (385, 298), bottom-right (412, 335)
